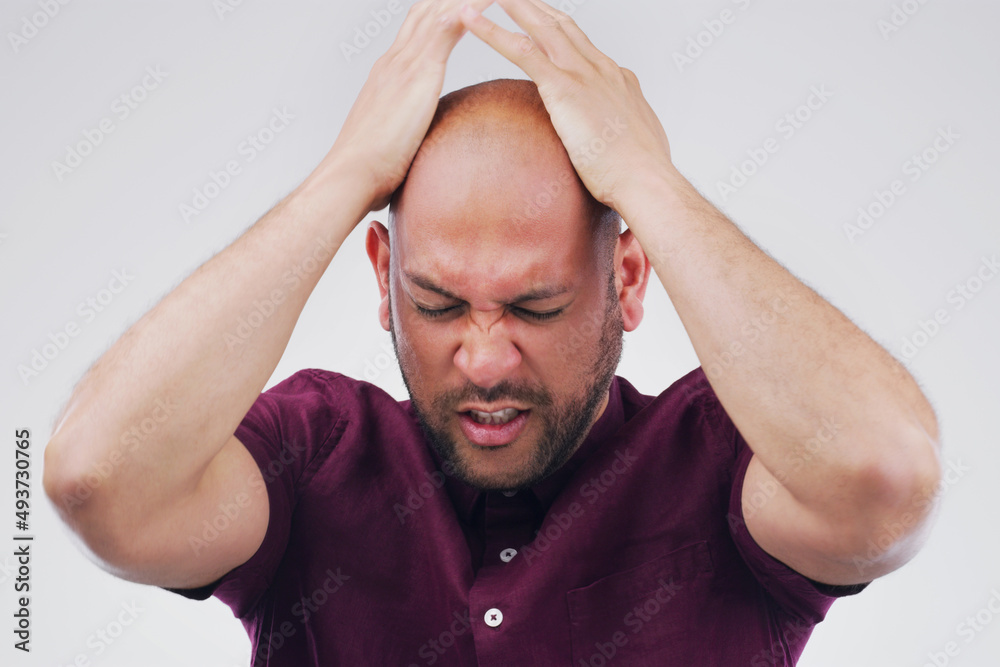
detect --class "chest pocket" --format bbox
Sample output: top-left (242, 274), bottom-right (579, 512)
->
top-left (566, 540), bottom-right (714, 666)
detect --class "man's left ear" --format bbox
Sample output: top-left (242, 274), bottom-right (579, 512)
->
top-left (614, 229), bottom-right (650, 332)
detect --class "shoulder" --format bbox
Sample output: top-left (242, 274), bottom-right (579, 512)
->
top-left (258, 368), bottom-right (406, 416)
top-left (618, 369), bottom-right (733, 441)
top-left (237, 369), bottom-right (414, 471)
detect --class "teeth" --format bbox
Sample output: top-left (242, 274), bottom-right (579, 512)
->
top-left (469, 408), bottom-right (521, 425)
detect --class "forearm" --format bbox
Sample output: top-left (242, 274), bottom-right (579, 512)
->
top-left (44, 156), bottom-right (368, 511)
top-left (620, 167), bottom-right (940, 505)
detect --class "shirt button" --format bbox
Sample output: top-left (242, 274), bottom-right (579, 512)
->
top-left (484, 608), bottom-right (503, 628)
top-left (502, 490), bottom-right (517, 497)
top-left (500, 548), bottom-right (517, 563)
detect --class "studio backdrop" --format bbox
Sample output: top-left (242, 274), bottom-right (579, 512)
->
top-left (2, 1), bottom-right (998, 665)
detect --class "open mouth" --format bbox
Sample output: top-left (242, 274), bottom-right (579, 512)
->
top-left (458, 408), bottom-right (531, 447)
top-left (467, 408), bottom-right (522, 426)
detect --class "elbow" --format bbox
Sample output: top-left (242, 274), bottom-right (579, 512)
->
top-left (43, 428), bottom-right (105, 521)
top-left (44, 414), bottom-right (130, 517)
top-left (836, 424), bottom-right (943, 576)
top-left (44, 432), bottom-right (126, 561)
top-left (43, 432), bottom-right (84, 519)
top-left (44, 431), bottom-right (180, 581)
top-left (865, 419), bottom-right (943, 522)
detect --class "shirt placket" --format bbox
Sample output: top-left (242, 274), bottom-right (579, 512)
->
top-left (468, 490), bottom-right (540, 663)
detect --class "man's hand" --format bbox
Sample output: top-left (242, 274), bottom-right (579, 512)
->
top-left (459, 0), bottom-right (675, 216)
top-left (463, 0), bottom-right (942, 587)
top-left (42, 0), bottom-right (507, 591)
top-left (331, 0), bottom-right (494, 212)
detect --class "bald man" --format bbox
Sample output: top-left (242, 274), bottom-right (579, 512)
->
top-left (44, 1), bottom-right (942, 665)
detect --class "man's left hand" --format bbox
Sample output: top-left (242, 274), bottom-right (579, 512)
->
top-left (460, 0), bottom-right (674, 217)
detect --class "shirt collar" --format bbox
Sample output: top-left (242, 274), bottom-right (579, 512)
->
top-left (418, 377), bottom-right (625, 525)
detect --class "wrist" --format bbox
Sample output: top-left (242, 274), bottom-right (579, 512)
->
top-left (615, 163), bottom-right (740, 270)
top-left (317, 141), bottom-right (403, 216)
top-left (293, 152), bottom-right (377, 230)
top-left (614, 161), bottom-right (688, 227)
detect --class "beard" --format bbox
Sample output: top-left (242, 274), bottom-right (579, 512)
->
top-left (390, 273), bottom-right (623, 491)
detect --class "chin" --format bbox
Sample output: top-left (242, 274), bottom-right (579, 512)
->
top-left (451, 446), bottom-right (533, 491)
top-left (447, 433), bottom-right (566, 491)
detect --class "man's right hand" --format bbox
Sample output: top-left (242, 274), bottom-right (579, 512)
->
top-left (330, 0), bottom-right (495, 212)
top-left (42, 0), bottom-right (488, 591)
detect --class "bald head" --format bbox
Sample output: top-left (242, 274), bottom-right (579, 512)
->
top-left (389, 79), bottom-right (619, 264)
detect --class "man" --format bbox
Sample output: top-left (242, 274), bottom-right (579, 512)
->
top-left (43, 0), bottom-right (942, 664)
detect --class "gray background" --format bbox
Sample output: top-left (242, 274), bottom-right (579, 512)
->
top-left (2, 0), bottom-right (998, 665)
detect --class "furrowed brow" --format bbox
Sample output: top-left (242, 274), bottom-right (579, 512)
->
top-left (403, 271), bottom-right (572, 304)
top-left (403, 272), bottom-right (462, 301)
top-left (511, 285), bottom-right (572, 303)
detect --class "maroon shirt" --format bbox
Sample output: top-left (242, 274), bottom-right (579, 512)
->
top-left (169, 367), bottom-right (865, 665)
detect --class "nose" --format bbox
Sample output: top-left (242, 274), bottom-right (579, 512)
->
top-left (453, 309), bottom-right (522, 389)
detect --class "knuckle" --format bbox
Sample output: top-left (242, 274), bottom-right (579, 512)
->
top-left (541, 9), bottom-right (572, 28)
top-left (373, 49), bottom-right (399, 73)
top-left (622, 67), bottom-right (643, 89)
top-left (406, 1), bottom-right (433, 23)
top-left (515, 34), bottom-right (536, 56)
top-left (605, 63), bottom-right (635, 85)
top-left (552, 10), bottom-right (573, 25)
top-left (434, 12), bottom-right (457, 32)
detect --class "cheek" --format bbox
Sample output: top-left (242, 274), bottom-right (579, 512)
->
top-left (396, 306), bottom-right (608, 380)
top-left (515, 321), bottom-right (601, 385)
top-left (549, 305), bottom-right (608, 365)
top-left (395, 314), bottom-right (457, 372)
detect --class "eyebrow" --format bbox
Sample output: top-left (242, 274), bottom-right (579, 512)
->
top-left (402, 271), bottom-right (572, 304)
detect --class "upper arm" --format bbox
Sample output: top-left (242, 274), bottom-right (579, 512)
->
top-left (741, 454), bottom-right (930, 586)
top-left (98, 434), bottom-right (270, 590)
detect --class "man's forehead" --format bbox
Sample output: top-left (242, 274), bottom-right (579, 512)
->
top-left (391, 155), bottom-right (598, 306)
top-left (396, 226), bottom-right (584, 303)
top-left (402, 268), bottom-right (574, 304)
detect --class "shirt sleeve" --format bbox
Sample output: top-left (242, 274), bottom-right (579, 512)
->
top-left (708, 391), bottom-right (869, 623)
top-left (162, 369), bottom-right (347, 618)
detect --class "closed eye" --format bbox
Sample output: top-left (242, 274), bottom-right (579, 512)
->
top-left (513, 307), bottom-right (563, 322)
top-left (414, 302), bottom-right (565, 322)
top-left (415, 304), bottom-right (462, 319)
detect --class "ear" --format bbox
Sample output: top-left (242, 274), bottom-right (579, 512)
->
top-left (613, 229), bottom-right (650, 332)
top-left (365, 221), bottom-right (392, 332)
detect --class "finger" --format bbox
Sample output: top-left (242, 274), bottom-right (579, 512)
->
top-left (391, 0), bottom-right (494, 62)
top-left (459, 5), bottom-right (561, 80)
top-left (519, 0), bottom-right (602, 58)
top-left (425, 0), bottom-right (497, 63)
top-left (391, 1), bottom-right (430, 47)
top-left (491, 0), bottom-right (591, 67)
